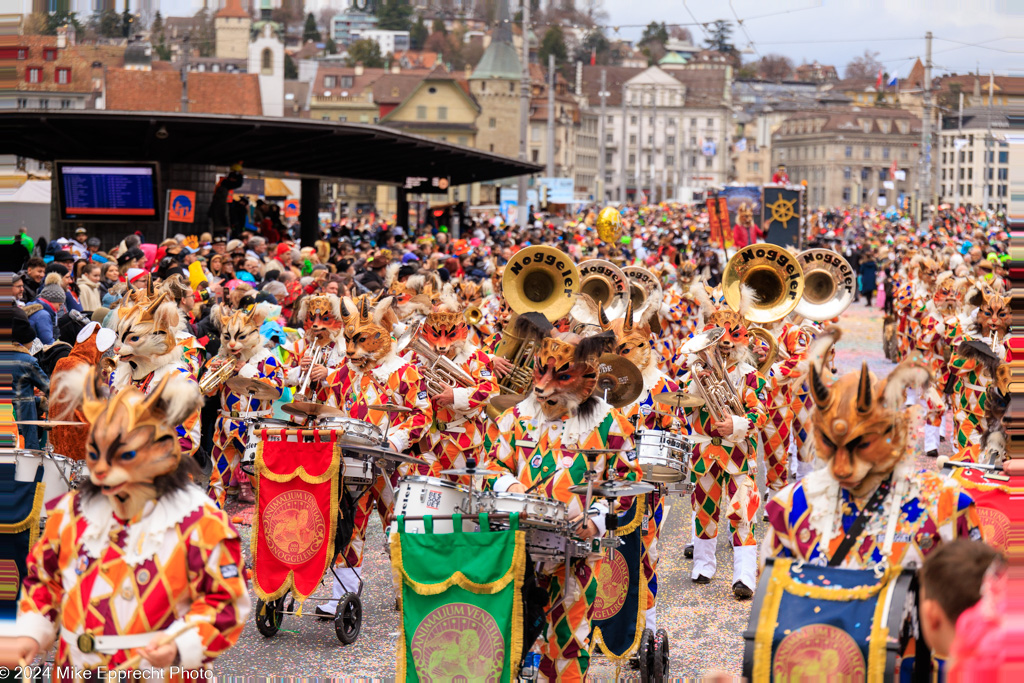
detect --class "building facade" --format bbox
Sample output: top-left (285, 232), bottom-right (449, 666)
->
top-left (771, 107), bottom-right (922, 208)
top-left (937, 107), bottom-right (1015, 210)
top-left (330, 10), bottom-right (378, 47)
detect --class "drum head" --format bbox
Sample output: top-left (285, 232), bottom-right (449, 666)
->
top-left (640, 462), bottom-right (686, 483)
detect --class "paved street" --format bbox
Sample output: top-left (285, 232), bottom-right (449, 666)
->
top-left (214, 300), bottom-right (939, 679)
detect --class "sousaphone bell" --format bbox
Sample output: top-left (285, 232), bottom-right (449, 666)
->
top-left (579, 259), bottom-right (629, 320)
top-left (502, 245), bottom-right (581, 323)
top-left (722, 244), bottom-right (805, 324)
top-left (793, 249), bottom-right (855, 321)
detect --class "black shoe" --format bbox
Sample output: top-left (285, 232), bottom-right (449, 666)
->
top-left (692, 574), bottom-right (711, 584)
top-left (926, 449), bottom-right (939, 458)
top-left (733, 582), bottom-right (754, 599)
top-left (684, 544), bottom-right (693, 559)
top-left (315, 605), bottom-right (336, 621)
top-left (940, 435), bottom-right (947, 443)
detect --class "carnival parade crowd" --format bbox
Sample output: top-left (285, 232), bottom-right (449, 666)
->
top-left (0, 197), bottom-right (1012, 681)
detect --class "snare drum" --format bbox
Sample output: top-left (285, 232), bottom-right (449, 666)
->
top-left (390, 476), bottom-right (476, 535)
top-left (0, 449), bottom-right (81, 517)
top-left (635, 429), bottom-right (692, 483)
top-left (474, 491), bottom-right (576, 560)
top-left (317, 416), bottom-right (384, 447)
top-left (242, 418), bottom-right (292, 469)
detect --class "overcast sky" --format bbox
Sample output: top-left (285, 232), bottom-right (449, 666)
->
top-left (601, 0), bottom-right (1024, 77)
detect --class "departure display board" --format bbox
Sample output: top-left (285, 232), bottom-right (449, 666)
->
top-left (57, 162), bottom-right (159, 221)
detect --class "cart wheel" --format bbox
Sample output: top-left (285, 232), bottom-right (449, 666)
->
top-left (654, 628), bottom-right (670, 679)
top-left (335, 593), bottom-right (363, 644)
top-left (255, 597), bottom-right (284, 637)
top-left (637, 628), bottom-right (654, 681)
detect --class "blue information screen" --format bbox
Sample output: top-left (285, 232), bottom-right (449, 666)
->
top-left (59, 164), bottom-right (158, 219)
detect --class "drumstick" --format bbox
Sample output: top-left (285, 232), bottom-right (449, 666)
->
top-left (18, 657), bottom-right (28, 683)
top-left (111, 623), bottom-right (199, 673)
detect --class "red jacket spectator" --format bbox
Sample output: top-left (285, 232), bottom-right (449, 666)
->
top-left (732, 221), bottom-right (764, 248)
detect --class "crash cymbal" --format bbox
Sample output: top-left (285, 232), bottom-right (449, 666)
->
top-left (440, 467), bottom-right (502, 478)
top-left (568, 480), bottom-right (656, 498)
top-left (19, 420), bottom-right (87, 428)
top-left (281, 401), bottom-right (345, 419)
top-left (593, 354), bottom-right (642, 408)
top-left (367, 404), bottom-right (414, 414)
top-left (489, 393), bottom-right (527, 412)
top-left (563, 447), bottom-right (622, 455)
top-left (652, 391), bottom-right (705, 409)
top-left (225, 377), bottom-right (282, 401)
top-left (342, 445), bottom-right (421, 466)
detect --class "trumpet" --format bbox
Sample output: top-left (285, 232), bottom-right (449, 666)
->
top-left (464, 305), bottom-right (483, 326)
top-left (681, 327), bottom-right (746, 423)
top-left (199, 356), bottom-right (236, 394)
top-left (403, 322), bottom-right (475, 397)
top-left (296, 342), bottom-right (327, 399)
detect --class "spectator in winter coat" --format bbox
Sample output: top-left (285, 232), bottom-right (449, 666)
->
top-left (76, 262), bottom-right (103, 311)
top-left (21, 256), bottom-right (45, 302)
top-left (25, 273), bottom-right (65, 345)
top-left (11, 307), bottom-right (49, 450)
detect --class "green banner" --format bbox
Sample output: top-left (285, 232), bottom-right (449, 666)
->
top-left (392, 513), bottom-right (527, 682)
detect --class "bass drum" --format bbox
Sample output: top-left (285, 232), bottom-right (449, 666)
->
top-left (742, 558), bottom-right (924, 682)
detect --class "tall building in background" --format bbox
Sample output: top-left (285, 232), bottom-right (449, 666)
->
top-left (468, 0), bottom-right (521, 163)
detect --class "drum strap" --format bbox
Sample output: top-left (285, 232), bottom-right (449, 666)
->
top-left (827, 475), bottom-right (893, 567)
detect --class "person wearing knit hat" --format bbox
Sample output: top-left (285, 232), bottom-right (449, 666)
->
top-left (24, 272), bottom-right (65, 345)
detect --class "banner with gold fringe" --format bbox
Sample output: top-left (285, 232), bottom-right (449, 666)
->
top-left (0, 462), bottom-right (44, 636)
top-left (252, 430), bottom-right (341, 604)
top-left (742, 557), bottom-right (919, 682)
top-left (391, 512), bottom-right (526, 682)
top-left (592, 495), bottom-right (646, 661)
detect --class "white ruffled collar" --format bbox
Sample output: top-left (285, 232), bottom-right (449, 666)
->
top-left (369, 349), bottom-right (406, 385)
top-left (640, 362), bottom-right (665, 394)
top-left (515, 394), bottom-right (613, 447)
top-left (79, 484), bottom-right (214, 565)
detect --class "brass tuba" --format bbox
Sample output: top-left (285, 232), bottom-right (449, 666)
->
top-left (722, 244), bottom-right (805, 324)
top-left (793, 249), bottom-right (855, 322)
top-left (578, 259), bottom-right (629, 320)
top-left (680, 327), bottom-right (746, 423)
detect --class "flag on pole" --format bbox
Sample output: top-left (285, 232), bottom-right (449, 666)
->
top-left (886, 71), bottom-right (898, 88)
top-left (890, 158), bottom-right (898, 179)
top-left (590, 47), bottom-right (596, 66)
top-left (875, 67), bottom-right (884, 89)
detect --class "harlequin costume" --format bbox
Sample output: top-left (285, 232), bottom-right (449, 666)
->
top-left (16, 368), bottom-right (249, 678)
top-left (484, 332), bottom-right (640, 682)
top-left (204, 305), bottom-right (284, 508)
top-left (655, 261), bottom-right (700, 373)
top-left (318, 293), bottom-right (433, 617)
top-left (681, 289), bottom-right (768, 598)
top-left (280, 293), bottom-right (347, 400)
top-left (407, 286), bottom-right (498, 484)
top-left (763, 330), bottom-right (981, 570)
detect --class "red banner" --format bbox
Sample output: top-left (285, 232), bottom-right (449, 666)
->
top-left (951, 467), bottom-right (1024, 553)
top-left (253, 430), bottom-right (341, 602)
top-left (707, 198), bottom-right (723, 248)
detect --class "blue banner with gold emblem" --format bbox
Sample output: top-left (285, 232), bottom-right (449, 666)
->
top-left (592, 496), bottom-right (646, 660)
top-left (762, 187), bottom-right (802, 248)
top-left (743, 558), bottom-right (917, 682)
top-left (0, 463), bottom-right (45, 635)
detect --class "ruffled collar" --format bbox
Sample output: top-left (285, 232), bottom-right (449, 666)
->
top-left (515, 395), bottom-right (613, 447)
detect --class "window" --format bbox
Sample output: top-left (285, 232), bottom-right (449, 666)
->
top-left (753, 161), bottom-right (760, 172)
top-left (606, 133), bottom-right (613, 142)
top-left (705, 157), bottom-right (713, 168)
top-left (416, 105), bottom-right (427, 119)
top-left (17, 48), bottom-right (26, 59)
top-left (845, 146), bottom-right (852, 158)
top-left (879, 169), bottom-right (887, 181)
top-left (43, 48), bottom-right (56, 61)
top-left (999, 168), bottom-right (1008, 180)
top-left (532, 150), bottom-right (539, 162)
top-left (863, 146), bottom-right (871, 159)
top-left (322, 115), bottom-right (330, 120)
top-left (324, 75), bottom-right (337, 88)
top-left (861, 167), bottom-right (869, 181)
top-left (690, 136), bottom-right (696, 146)
top-left (26, 67), bottom-right (41, 83)
top-left (437, 106), bottom-right (448, 120)
top-left (843, 166), bottom-right (851, 180)
top-left (16, 98), bottom-right (27, 108)
top-left (628, 154), bottom-right (636, 166)
top-left (630, 116), bottom-right (637, 125)
top-left (55, 67), bottom-right (69, 84)
top-left (607, 115), bottom-right (613, 123)
top-left (338, 115), bottom-right (347, 122)
top-left (458, 136), bottom-right (468, 145)
top-left (629, 134), bottom-right (636, 145)
top-left (666, 155), bottom-right (674, 166)
top-left (646, 154), bottom-right (652, 165)
top-left (690, 118), bottom-right (696, 126)
top-left (667, 135), bottom-right (675, 145)
top-left (647, 135), bottom-right (652, 144)
top-left (60, 98), bottom-right (71, 109)
top-left (648, 117), bottom-right (653, 126)
top-left (340, 76), bottom-right (352, 88)
top-left (39, 99), bottom-right (49, 109)
top-left (489, 117), bottom-right (496, 128)
top-left (882, 147), bottom-right (890, 159)
top-left (707, 118), bottom-right (714, 127)
top-left (999, 151), bottom-right (1009, 164)
top-left (842, 187), bottom-right (851, 202)
top-left (999, 184), bottom-right (1008, 197)
top-left (509, 82), bottom-right (515, 93)
top-left (605, 152), bottom-right (613, 164)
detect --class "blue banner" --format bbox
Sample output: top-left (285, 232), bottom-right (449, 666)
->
top-left (592, 497), bottom-right (645, 660)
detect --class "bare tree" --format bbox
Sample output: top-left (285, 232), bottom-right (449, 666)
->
top-left (844, 49), bottom-right (882, 79)
top-left (669, 25), bottom-right (692, 43)
top-left (757, 53), bottom-right (793, 81)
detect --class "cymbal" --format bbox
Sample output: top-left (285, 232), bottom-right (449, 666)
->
top-left (20, 420), bottom-right (86, 428)
top-left (489, 393), bottom-right (527, 412)
top-left (440, 467), bottom-right (502, 478)
top-left (568, 480), bottom-right (656, 498)
top-left (225, 377), bottom-right (282, 401)
top-left (652, 391), bottom-right (705, 409)
top-left (281, 401), bottom-right (345, 419)
top-left (343, 445), bottom-right (421, 466)
top-left (593, 354), bottom-right (642, 408)
top-left (563, 447), bottom-right (622, 455)
top-left (367, 403), bottom-right (414, 414)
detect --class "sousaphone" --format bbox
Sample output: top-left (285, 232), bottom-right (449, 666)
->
top-left (722, 245), bottom-right (805, 324)
top-left (502, 245), bottom-right (581, 323)
top-left (793, 249), bottom-right (855, 321)
top-left (578, 259), bottom-right (629, 320)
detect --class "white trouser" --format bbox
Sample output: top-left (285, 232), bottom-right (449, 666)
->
top-left (733, 545), bottom-right (757, 591)
top-left (691, 536), bottom-right (717, 580)
top-left (645, 606), bottom-right (657, 633)
top-left (924, 424), bottom-right (941, 453)
top-left (789, 439), bottom-right (814, 481)
top-left (322, 566), bottom-right (362, 614)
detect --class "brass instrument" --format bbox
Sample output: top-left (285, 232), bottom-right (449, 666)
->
top-left (722, 244), bottom-right (805, 324)
top-left (793, 249), bottom-right (855, 321)
top-left (199, 356), bottom-right (236, 394)
top-left (464, 305), bottom-right (483, 326)
top-left (680, 327), bottom-right (746, 423)
top-left (748, 326), bottom-right (779, 375)
top-left (404, 321), bottom-right (475, 397)
top-left (595, 206), bottom-right (623, 243)
top-left (579, 259), bottom-right (629, 319)
top-left (622, 265), bottom-right (663, 325)
top-left (296, 342), bottom-right (327, 400)
top-left (503, 245), bottom-right (581, 322)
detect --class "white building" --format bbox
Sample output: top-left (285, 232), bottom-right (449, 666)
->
top-left (938, 107), bottom-right (1013, 210)
top-left (248, 21), bottom-right (284, 117)
top-left (350, 29), bottom-right (410, 56)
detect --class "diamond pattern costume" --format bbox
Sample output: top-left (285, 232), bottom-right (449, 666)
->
top-left (948, 335), bottom-right (1007, 462)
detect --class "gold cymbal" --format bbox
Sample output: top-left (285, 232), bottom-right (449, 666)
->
top-left (367, 404), bottom-right (414, 414)
top-left (225, 377), bottom-right (282, 401)
top-left (652, 391), bottom-right (705, 409)
top-left (281, 401), bottom-right (345, 418)
top-left (593, 353), bottom-right (643, 408)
